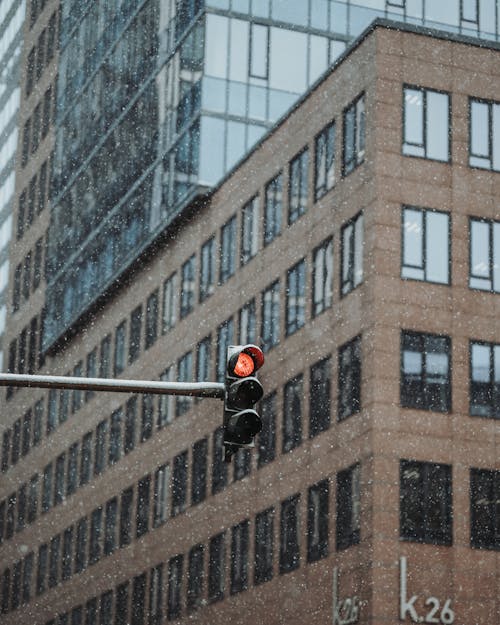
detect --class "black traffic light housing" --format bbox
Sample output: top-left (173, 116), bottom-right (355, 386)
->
top-left (223, 345), bottom-right (264, 462)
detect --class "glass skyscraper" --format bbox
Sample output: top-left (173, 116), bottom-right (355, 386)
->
top-left (0, 0), bottom-right (25, 369)
top-left (44, 0), bottom-right (500, 350)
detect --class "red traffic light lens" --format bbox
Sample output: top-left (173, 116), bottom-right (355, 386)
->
top-left (233, 353), bottom-right (255, 377)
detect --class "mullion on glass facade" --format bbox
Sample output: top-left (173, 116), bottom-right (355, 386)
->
top-left (401, 207), bottom-right (450, 284)
top-left (343, 93), bottom-right (365, 175)
top-left (470, 340), bottom-right (500, 418)
top-left (288, 148), bottom-right (309, 224)
top-left (469, 217), bottom-right (500, 292)
top-left (261, 279), bottom-right (280, 352)
top-left (336, 463), bottom-right (360, 550)
top-left (402, 85), bottom-right (450, 162)
top-left (286, 259), bottom-right (305, 336)
top-left (470, 468), bottom-right (500, 550)
top-left (264, 173), bottom-right (282, 246)
top-left (400, 460), bottom-right (452, 545)
top-left (314, 121), bottom-right (335, 200)
top-left (312, 237), bottom-right (333, 316)
top-left (341, 212), bottom-right (363, 296)
top-left (401, 330), bottom-right (451, 412)
top-left (469, 98), bottom-right (499, 171)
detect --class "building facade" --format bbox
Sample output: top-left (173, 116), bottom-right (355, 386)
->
top-left (0, 0), bottom-right (26, 371)
top-left (1, 3), bottom-right (500, 625)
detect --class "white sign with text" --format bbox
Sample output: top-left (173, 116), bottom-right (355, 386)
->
top-left (399, 556), bottom-right (455, 624)
top-left (332, 567), bottom-right (360, 625)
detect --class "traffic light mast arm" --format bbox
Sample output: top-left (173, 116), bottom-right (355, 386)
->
top-left (0, 373), bottom-right (225, 399)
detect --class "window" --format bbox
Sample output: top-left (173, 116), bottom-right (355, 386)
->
top-left (108, 408), bottom-right (122, 465)
top-left (402, 207), bottom-right (450, 284)
top-left (46, 388), bottom-right (58, 434)
top-left (400, 460), bottom-right (452, 545)
top-left (469, 98), bottom-right (499, 171)
top-left (401, 331), bottom-right (451, 412)
top-left (233, 447), bottom-right (251, 481)
top-left (80, 432), bottom-right (92, 486)
top-left (279, 495), bottom-right (300, 574)
top-left (343, 93), bottom-right (365, 175)
top-left (11, 419), bottom-right (20, 465)
top-left (89, 507), bottom-right (103, 565)
top-left (141, 394), bottom-right (154, 442)
top-left (145, 290), bottom-right (159, 349)
top-left (17, 483), bottom-right (26, 531)
top-left (71, 362), bottom-right (83, 413)
top-left (264, 173), bottom-right (283, 245)
top-left (85, 598), bottom-right (97, 625)
top-left (136, 475), bottom-right (151, 538)
top-left (286, 260), bottom-right (306, 336)
top-left (22, 411), bottom-right (31, 457)
top-left (283, 375), bottom-right (302, 453)
top-left (212, 426), bottom-right (228, 495)
top-left (66, 443), bottom-right (78, 496)
top-left (114, 320), bottom-right (126, 376)
top-left (94, 420), bottom-right (108, 475)
top-left (74, 518), bottom-right (87, 574)
top-left (216, 317), bottom-right (234, 383)
top-left (27, 474), bottom-right (38, 523)
top-left (162, 273), bottom-right (178, 333)
top-left (230, 520), bottom-right (249, 594)
top-left (119, 488), bottom-right (133, 548)
top-left (22, 552), bottom-right (33, 604)
top-left (469, 218), bottom-right (500, 292)
top-left (85, 349), bottom-right (97, 402)
top-left (315, 121), bottom-right (336, 200)
top-left (36, 543), bottom-right (47, 594)
top-left (261, 280), bottom-right (280, 352)
top-left (1, 431), bottom-right (9, 473)
top-left (309, 356), bottom-right (331, 437)
top-left (191, 438), bottom-right (208, 505)
top-left (48, 534), bottom-right (60, 588)
top-left (336, 463), bottom-right (360, 550)
top-left (71, 605), bottom-right (83, 625)
top-left (208, 532), bottom-right (225, 602)
top-left (33, 399), bottom-right (43, 446)
top-left (288, 148), bottom-right (309, 224)
top-left (470, 341), bottom-right (500, 418)
top-left (341, 212), bottom-right (363, 296)
top-left (124, 396), bottom-right (137, 454)
top-left (104, 498), bottom-right (117, 556)
top-left (149, 564), bottom-right (163, 625)
top-left (176, 352), bottom-right (193, 416)
top-left (172, 450), bottom-right (188, 516)
top-left (129, 305), bottom-right (142, 364)
top-left (54, 453), bottom-right (66, 506)
top-left (312, 237), bottom-right (333, 317)
top-left (1, 568), bottom-right (9, 612)
top-left (187, 545), bottom-right (204, 611)
top-left (41, 463), bottom-right (52, 513)
top-left (153, 464), bottom-right (170, 527)
top-left (100, 590), bottom-right (113, 625)
top-left (61, 527), bottom-right (73, 581)
top-left (258, 392), bottom-right (276, 468)
top-left (238, 299), bottom-right (256, 345)
top-left (99, 334), bottom-right (111, 378)
top-left (338, 336), bottom-right (362, 420)
top-left (199, 237), bottom-right (215, 301)
top-left (308, 479), bottom-right (329, 562)
top-left (249, 23), bottom-right (268, 78)
top-left (167, 555), bottom-right (183, 621)
top-left (180, 255), bottom-right (196, 318)
top-left (241, 196), bottom-right (259, 265)
top-left (220, 216), bottom-right (236, 284)
top-left (402, 86), bottom-right (450, 162)
top-left (131, 573), bottom-right (146, 625)
top-left (196, 336), bottom-right (211, 387)
top-left (254, 507), bottom-right (274, 585)
top-left (158, 367), bottom-right (174, 428)
top-left (470, 468), bottom-right (500, 550)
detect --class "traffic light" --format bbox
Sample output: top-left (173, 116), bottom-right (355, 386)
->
top-left (223, 344), bottom-right (264, 462)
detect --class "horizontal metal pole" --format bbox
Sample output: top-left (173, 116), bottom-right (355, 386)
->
top-left (0, 373), bottom-right (225, 399)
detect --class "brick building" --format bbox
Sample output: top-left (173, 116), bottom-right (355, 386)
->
top-left (1, 10), bottom-right (500, 625)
